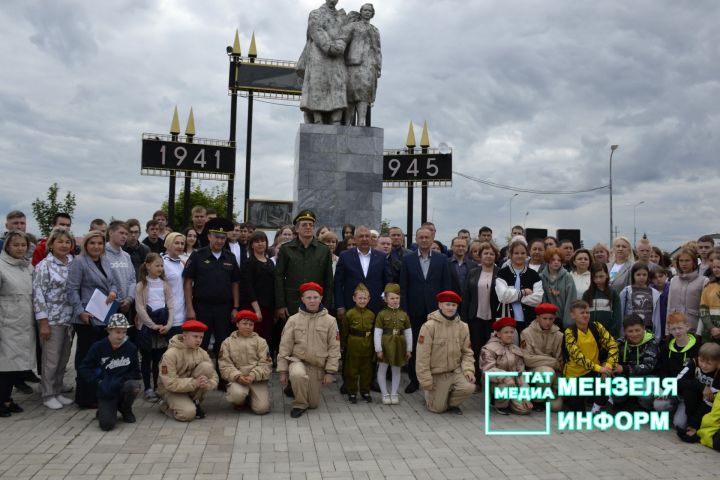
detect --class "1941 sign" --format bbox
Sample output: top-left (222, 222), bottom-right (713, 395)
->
top-left (141, 136), bottom-right (236, 175)
top-left (382, 152), bottom-right (452, 183)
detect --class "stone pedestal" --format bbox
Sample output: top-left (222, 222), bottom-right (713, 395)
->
top-left (294, 124), bottom-right (384, 232)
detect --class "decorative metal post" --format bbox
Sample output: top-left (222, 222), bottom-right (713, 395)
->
top-left (419, 121), bottom-right (429, 224)
top-left (405, 121), bottom-right (416, 247)
top-left (609, 145), bottom-right (618, 246)
top-left (244, 32), bottom-right (257, 221)
top-left (168, 106), bottom-right (181, 226)
top-left (183, 107), bottom-right (195, 229)
top-left (227, 30), bottom-right (242, 218)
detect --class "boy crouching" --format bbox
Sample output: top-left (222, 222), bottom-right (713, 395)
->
top-left (219, 310), bottom-right (272, 414)
top-left (78, 314), bottom-right (141, 431)
top-left (157, 319), bottom-right (218, 421)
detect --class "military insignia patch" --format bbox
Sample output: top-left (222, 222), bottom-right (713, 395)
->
top-left (161, 365), bottom-right (168, 375)
top-left (418, 335), bottom-right (424, 344)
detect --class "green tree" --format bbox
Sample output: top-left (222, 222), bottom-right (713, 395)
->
top-left (380, 218), bottom-right (391, 235)
top-left (162, 185), bottom-right (237, 230)
top-left (31, 183), bottom-right (77, 237)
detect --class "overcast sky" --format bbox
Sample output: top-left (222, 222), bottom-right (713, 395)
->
top-left (1, 0), bottom-right (718, 249)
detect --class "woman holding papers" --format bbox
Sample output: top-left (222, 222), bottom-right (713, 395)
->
top-left (66, 230), bottom-right (119, 408)
top-left (0, 231), bottom-right (34, 418)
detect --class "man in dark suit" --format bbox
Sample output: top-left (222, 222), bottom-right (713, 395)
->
top-left (335, 225), bottom-right (391, 317)
top-left (388, 226), bottom-right (411, 283)
top-left (400, 227), bottom-right (452, 393)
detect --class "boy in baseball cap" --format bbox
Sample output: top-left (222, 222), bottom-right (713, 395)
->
top-left (77, 314), bottom-right (141, 431)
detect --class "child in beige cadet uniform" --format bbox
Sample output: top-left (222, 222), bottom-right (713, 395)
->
top-left (219, 310), bottom-right (272, 414)
top-left (482, 317), bottom-right (533, 415)
top-left (520, 303), bottom-right (564, 411)
top-left (374, 283), bottom-right (412, 405)
top-left (157, 319), bottom-right (218, 421)
top-left (278, 282), bottom-right (341, 418)
top-left (415, 290), bottom-right (476, 414)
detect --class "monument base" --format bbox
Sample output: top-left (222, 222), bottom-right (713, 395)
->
top-left (294, 124), bottom-right (384, 233)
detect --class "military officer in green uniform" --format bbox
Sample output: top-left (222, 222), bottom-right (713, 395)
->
top-left (274, 209), bottom-right (334, 319)
top-left (341, 283), bottom-right (376, 403)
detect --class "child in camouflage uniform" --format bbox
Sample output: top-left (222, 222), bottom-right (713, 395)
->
top-left (374, 283), bottom-right (412, 405)
top-left (341, 283), bottom-right (376, 403)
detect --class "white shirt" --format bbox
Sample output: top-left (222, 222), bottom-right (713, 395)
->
top-left (228, 242), bottom-right (241, 265)
top-left (358, 248), bottom-right (372, 277)
top-left (163, 255), bottom-right (186, 326)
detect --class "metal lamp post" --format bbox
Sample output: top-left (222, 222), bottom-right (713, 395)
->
top-left (633, 200), bottom-right (645, 245)
top-left (609, 144), bottom-right (619, 245)
top-left (509, 193), bottom-right (519, 235)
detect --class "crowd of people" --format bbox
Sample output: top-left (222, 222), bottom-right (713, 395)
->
top-left (0, 206), bottom-right (718, 451)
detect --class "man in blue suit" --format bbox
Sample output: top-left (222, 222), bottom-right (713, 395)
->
top-left (335, 225), bottom-right (392, 317)
top-left (400, 226), bottom-right (453, 393)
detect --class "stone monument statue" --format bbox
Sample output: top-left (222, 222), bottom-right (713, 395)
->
top-left (342, 4), bottom-right (381, 127)
top-left (297, 0), bottom-right (349, 125)
top-left (297, 1), bottom-right (381, 126)
top-left (294, 2), bottom-right (384, 234)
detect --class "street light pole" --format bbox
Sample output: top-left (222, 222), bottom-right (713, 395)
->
top-left (509, 193), bottom-right (519, 235)
top-left (633, 200), bottom-right (645, 245)
top-left (609, 145), bottom-right (619, 246)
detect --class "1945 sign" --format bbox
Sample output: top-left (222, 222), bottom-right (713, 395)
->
top-left (141, 137), bottom-right (236, 175)
top-left (382, 153), bottom-right (452, 183)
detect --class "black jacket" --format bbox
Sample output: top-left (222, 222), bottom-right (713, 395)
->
top-left (462, 265), bottom-right (499, 321)
top-left (616, 331), bottom-right (659, 377)
top-left (78, 337), bottom-right (141, 400)
top-left (657, 334), bottom-right (702, 378)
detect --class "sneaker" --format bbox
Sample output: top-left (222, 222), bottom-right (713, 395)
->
top-left (145, 388), bottom-right (158, 401)
top-left (382, 394), bottom-right (391, 405)
top-left (361, 393), bottom-right (372, 403)
top-left (44, 397), bottom-right (63, 410)
top-left (290, 408), bottom-right (306, 418)
top-left (14, 382), bottom-right (33, 395)
top-left (61, 384), bottom-right (74, 394)
top-left (121, 410), bottom-right (136, 423)
top-left (494, 405), bottom-right (510, 416)
top-left (349, 394), bottom-right (358, 404)
top-left (56, 395), bottom-right (74, 406)
top-left (404, 381), bottom-right (419, 394)
top-left (390, 394), bottom-right (399, 405)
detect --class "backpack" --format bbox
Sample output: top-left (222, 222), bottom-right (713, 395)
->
top-left (562, 321), bottom-right (608, 364)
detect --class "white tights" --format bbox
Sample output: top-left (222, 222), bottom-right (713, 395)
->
top-left (377, 363), bottom-right (401, 396)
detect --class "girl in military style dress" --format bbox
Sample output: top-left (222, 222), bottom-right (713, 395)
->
top-left (373, 283), bottom-right (412, 405)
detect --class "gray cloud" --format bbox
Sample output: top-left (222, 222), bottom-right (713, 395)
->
top-left (1, 0), bottom-right (718, 251)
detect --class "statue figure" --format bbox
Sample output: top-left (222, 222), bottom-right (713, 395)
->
top-left (342, 4), bottom-right (381, 126)
top-left (297, 0), bottom-right (349, 125)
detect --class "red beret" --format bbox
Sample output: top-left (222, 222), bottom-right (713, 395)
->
top-left (436, 290), bottom-right (462, 304)
top-left (535, 303), bottom-right (559, 316)
top-left (234, 310), bottom-right (258, 323)
top-left (299, 282), bottom-right (323, 296)
top-left (182, 319), bottom-right (208, 332)
top-left (492, 317), bottom-right (517, 331)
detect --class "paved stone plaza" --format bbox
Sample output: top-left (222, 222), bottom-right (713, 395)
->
top-left (1, 365), bottom-right (717, 480)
